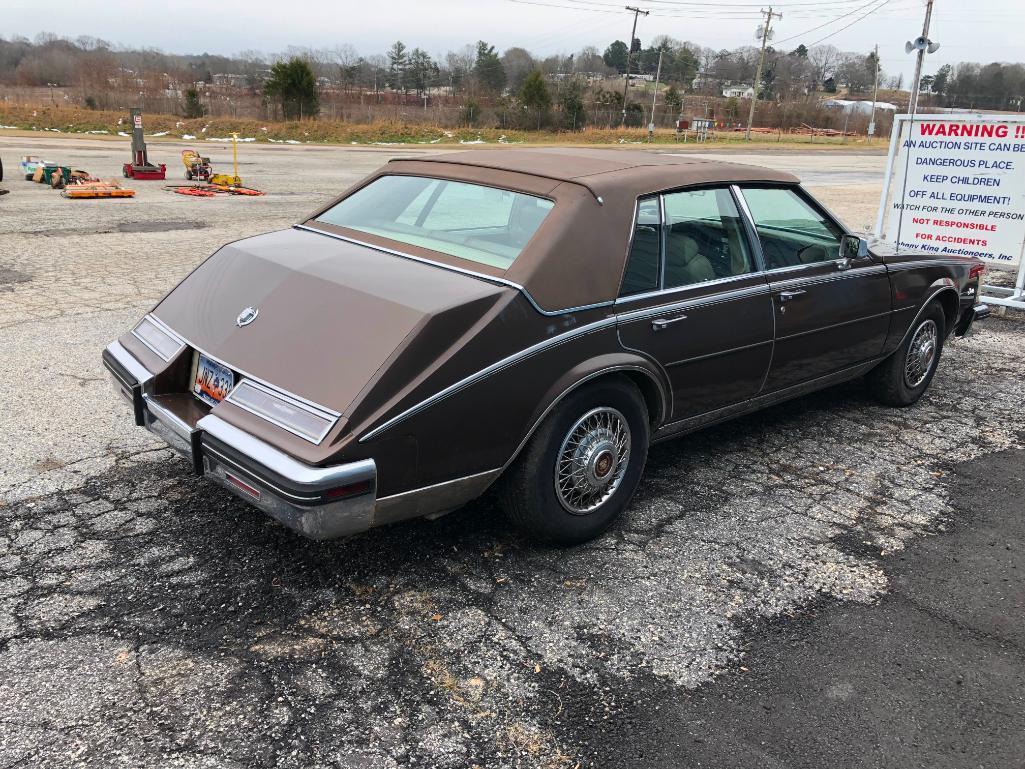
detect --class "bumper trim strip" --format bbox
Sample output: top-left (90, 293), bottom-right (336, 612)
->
top-left (197, 414), bottom-right (376, 493)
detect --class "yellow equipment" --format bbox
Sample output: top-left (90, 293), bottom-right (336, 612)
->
top-left (209, 132), bottom-right (243, 187)
top-left (181, 149), bottom-right (212, 181)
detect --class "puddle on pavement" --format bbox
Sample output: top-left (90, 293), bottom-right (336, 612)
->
top-left (23, 221), bottom-right (208, 236)
top-left (0, 266), bottom-right (31, 288)
top-left (117, 220), bottom-right (207, 233)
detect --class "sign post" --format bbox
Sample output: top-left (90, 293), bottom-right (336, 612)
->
top-left (876, 113), bottom-right (1025, 310)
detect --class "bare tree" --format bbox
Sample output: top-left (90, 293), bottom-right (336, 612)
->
top-left (808, 45), bottom-right (839, 90)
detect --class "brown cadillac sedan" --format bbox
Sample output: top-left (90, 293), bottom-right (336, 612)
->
top-left (103, 149), bottom-right (989, 544)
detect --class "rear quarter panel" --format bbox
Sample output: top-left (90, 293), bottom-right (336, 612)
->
top-left (881, 253), bottom-right (976, 355)
top-left (345, 300), bottom-right (668, 497)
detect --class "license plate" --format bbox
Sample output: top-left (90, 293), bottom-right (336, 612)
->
top-left (193, 354), bottom-right (234, 406)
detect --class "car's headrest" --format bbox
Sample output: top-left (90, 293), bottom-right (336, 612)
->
top-left (799, 245), bottom-right (828, 264)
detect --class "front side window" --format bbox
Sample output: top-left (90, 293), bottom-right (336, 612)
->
top-left (663, 188), bottom-right (753, 289)
top-left (315, 175), bottom-right (554, 270)
top-left (740, 187), bottom-right (843, 270)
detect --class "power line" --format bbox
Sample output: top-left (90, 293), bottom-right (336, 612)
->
top-left (806, 0), bottom-right (892, 47)
top-left (506, 0), bottom-right (623, 14)
top-left (773, 0), bottom-right (880, 45)
top-left (588, 0), bottom-right (877, 6)
top-left (510, 0), bottom-right (898, 19)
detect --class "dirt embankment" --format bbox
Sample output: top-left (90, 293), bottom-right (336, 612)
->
top-left (0, 104), bottom-right (888, 149)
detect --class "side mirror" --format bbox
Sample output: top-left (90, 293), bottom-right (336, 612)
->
top-left (840, 234), bottom-right (870, 261)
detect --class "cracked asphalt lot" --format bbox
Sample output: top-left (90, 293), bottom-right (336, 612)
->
top-left (2, 137), bottom-right (1024, 768)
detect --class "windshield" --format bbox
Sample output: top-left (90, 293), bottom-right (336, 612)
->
top-left (315, 175), bottom-right (555, 270)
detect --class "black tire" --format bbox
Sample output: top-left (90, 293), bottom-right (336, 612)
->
top-left (185, 170), bottom-right (193, 180)
top-left (498, 377), bottom-right (649, 545)
top-left (867, 302), bottom-right (946, 407)
top-left (0, 156), bottom-right (4, 182)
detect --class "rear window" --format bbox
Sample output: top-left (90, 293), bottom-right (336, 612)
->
top-left (315, 175), bottom-right (554, 270)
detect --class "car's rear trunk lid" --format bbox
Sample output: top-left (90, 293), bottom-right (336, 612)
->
top-left (152, 227), bottom-right (507, 414)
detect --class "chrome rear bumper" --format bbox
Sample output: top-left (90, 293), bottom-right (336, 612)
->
top-left (102, 341), bottom-right (377, 540)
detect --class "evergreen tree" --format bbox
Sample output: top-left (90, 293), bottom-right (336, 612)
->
top-left (519, 69), bottom-right (551, 129)
top-left (407, 48), bottom-right (439, 96)
top-left (474, 41), bottom-right (506, 94)
top-left (386, 41), bottom-right (409, 92)
top-left (663, 85), bottom-right (682, 116)
top-left (263, 58), bottom-right (319, 120)
top-left (931, 63), bottom-right (952, 96)
top-left (559, 78), bottom-right (586, 130)
top-left (603, 40), bottom-right (629, 74)
top-left (182, 87), bottom-right (206, 118)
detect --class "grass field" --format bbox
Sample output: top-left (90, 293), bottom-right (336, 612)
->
top-left (0, 104), bottom-right (887, 150)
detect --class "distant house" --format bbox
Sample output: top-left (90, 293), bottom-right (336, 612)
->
top-left (211, 73), bottom-right (248, 87)
top-left (822, 99), bottom-right (898, 114)
top-left (722, 84), bottom-right (755, 99)
top-left (691, 72), bottom-right (718, 91)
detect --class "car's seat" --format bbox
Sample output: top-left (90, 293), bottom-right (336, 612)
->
top-left (665, 232), bottom-right (716, 287)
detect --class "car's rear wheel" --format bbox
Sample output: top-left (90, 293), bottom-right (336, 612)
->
top-left (498, 377), bottom-right (649, 545)
top-left (867, 302), bottom-right (946, 407)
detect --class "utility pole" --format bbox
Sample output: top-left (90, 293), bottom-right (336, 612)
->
top-left (648, 48), bottom-right (663, 141)
top-left (907, 0), bottom-right (934, 117)
top-left (745, 6), bottom-right (781, 141)
top-left (896, 0), bottom-right (939, 253)
top-left (621, 5), bottom-right (649, 128)
top-left (868, 43), bottom-right (880, 137)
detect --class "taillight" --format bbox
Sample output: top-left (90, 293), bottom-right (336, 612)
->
top-left (969, 263), bottom-right (985, 280)
top-left (323, 480), bottom-right (373, 500)
top-left (225, 472), bottom-right (262, 500)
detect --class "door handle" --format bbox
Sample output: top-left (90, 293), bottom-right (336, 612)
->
top-left (652, 314), bottom-right (687, 331)
top-left (778, 289), bottom-right (807, 302)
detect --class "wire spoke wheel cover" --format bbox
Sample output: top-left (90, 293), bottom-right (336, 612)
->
top-left (904, 318), bottom-right (938, 389)
top-left (555, 407), bottom-right (631, 515)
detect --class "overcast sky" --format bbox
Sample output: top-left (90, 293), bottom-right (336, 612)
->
top-left (6, 0), bottom-right (1022, 81)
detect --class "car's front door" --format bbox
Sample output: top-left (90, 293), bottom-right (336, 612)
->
top-left (737, 186), bottom-right (892, 392)
top-left (616, 188), bottom-right (774, 422)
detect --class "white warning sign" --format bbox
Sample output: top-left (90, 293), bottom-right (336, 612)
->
top-left (878, 115), bottom-right (1025, 267)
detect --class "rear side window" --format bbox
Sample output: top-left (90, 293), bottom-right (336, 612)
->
top-left (316, 175), bottom-right (554, 270)
top-left (620, 197), bottom-right (661, 296)
top-left (740, 187), bottom-right (843, 270)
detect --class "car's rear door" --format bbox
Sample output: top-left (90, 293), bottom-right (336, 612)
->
top-left (615, 187), bottom-right (774, 422)
top-left (737, 185), bottom-right (891, 393)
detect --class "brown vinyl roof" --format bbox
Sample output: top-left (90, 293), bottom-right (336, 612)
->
top-left (406, 148), bottom-right (800, 198)
top-left (308, 148), bottom-right (804, 313)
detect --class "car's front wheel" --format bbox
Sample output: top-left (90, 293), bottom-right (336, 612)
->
top-left (867, 302), bottom-right (946, 407)
top-left (498, 377), bottom-right (649, 545)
